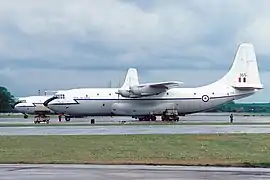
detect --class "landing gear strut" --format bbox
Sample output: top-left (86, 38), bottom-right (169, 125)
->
top-left (34, 114), bottom-right (50, 124)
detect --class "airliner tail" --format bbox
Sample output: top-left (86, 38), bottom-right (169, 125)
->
top-left (216, 43), bottom-right (263, 90)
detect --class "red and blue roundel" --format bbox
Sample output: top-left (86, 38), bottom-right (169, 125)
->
top-left (202, 95), bottom-right (209, 102)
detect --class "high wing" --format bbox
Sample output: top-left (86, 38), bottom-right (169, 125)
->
top-left (136, 81), bottom-right (184, 89)
top-left (118, 81), bottom-right (184, 98)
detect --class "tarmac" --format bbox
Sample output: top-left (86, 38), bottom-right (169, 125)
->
top-left (1, 164), bottom-right (270, 180)
top-left (1, 112), bottom-right (270, 124)
top-left (1, 124), bottom-right (270, 135)
top-left (0, 113), bottom-right (270, 135)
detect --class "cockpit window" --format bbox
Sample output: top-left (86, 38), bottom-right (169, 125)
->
top-left (21, 100), bottom-right (27, 103)
top-left (55, 94), bottom-right (65, 99)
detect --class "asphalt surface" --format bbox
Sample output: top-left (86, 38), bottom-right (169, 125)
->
top-left (1, 164), bottom-right (270, 180)
top-left (1, 124), bottom-right (270, 135)
top-left (0, 113), bottom-right (270, 135)
top-left (1, 113), bottom-right (270, 124)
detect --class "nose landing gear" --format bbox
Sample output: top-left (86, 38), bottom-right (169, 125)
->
top-left (65, 116), bottom-right (71, 121)
top-left (58, 114), bottom-right (72, 122)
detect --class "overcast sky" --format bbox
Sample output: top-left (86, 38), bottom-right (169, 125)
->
top-left (0, 0), bottom-right (270, 102)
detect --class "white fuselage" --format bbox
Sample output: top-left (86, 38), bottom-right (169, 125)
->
top-left (47, 84), bottom-right (255, 116)
top-left (45, 43), bottom-right (263, 117)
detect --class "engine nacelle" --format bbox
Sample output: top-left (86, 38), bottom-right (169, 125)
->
top-left (130, 86), bottom-right (164, 96)
top-left (118, 85), bottom-right (165, 98)
top-left (117, 89), bottom-right (141, 98)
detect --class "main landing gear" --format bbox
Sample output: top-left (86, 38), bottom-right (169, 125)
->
top-left (136, 110), bottom-right (180, 122)
top-left (34, 114), bottom-right (50, 124)
top-left (138, 114), bottom-right (157, 121)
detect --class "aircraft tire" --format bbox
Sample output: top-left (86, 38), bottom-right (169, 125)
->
top-left (150, 115), bottom-right (156, 121)
top-left (65, 116), bottom-right (71, 122)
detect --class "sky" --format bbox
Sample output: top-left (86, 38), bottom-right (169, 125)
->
top-left (0, 0), bottom-right (270, 102)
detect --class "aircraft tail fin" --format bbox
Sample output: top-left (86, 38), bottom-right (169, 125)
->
top-left (216, 43), bottom-right (263, 90)
top-left (120, 68), bottom-right (139, 89)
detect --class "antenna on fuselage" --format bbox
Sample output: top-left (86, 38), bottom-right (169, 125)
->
top-left (108, 80), bottom-right (112, 88)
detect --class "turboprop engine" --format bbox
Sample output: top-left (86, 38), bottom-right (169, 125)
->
top-left (117, 85), bottom-right (165, 98)
top-left (130, 86), bottom-right (164, 96)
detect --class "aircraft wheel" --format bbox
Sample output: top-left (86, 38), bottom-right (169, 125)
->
top-left (24, 114), bottom-right (28, 119)
top-left (150, 115), bottom-right (156, 121)
top-left (65, 116), bottom-right (71, 122)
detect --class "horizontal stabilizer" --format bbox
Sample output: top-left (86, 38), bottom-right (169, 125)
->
top-left (232, 84), bottom-right (264, 90)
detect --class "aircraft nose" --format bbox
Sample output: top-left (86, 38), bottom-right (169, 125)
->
top-left (11, 101), bottom-right (21, 109)
top-left (43, 96), bottom-right (58, 107)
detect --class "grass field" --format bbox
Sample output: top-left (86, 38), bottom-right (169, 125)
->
top-left (0, 114), bottom-right (26, 118)
top-left (0, 114), bottom-right (59, 118)
top-left (0, 134), bottom-right (270, 167)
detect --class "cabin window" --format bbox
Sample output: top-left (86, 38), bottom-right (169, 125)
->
top-left (56, 94), bottom-right (65, 99)
top-left (212, 92), bottom-right (215, 95)
top-left (243, 77), bottom-right (246, 83)
top-left (86, 95), bottom-right (88, 98)
top-left (97, 93), bottom-right (99, 96)
top-left (194, 93), bottom-right (196, 95)
top-left (109, 93), bottom-right (111, 96)
top-left (238, 77), bottom-right (241, 83)
top-left (166, 93), bottom-right (169, 95)
top-left (103, 104), bottom-right (105, 106)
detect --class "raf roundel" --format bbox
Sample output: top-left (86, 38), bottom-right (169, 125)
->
top-left (202, 95), bottom-right (209, 102)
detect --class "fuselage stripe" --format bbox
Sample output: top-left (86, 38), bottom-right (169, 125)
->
top-left (49, 92), bottom-right (254, 106)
